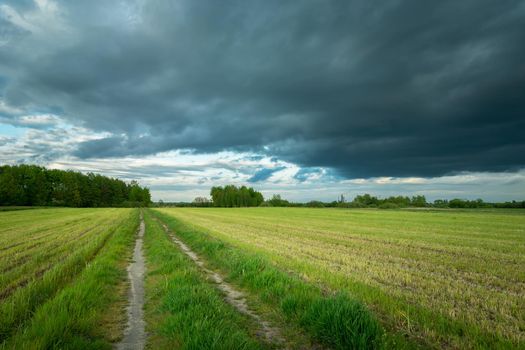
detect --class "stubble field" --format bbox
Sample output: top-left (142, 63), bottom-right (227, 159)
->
top-left (154, 207), bottom-right (525, 349)
top-left (1, 207), bottom-right (523, 349)
top-left (0, 208), bottom-right (137, 349)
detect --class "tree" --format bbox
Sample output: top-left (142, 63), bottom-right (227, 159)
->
top-left (193, 197), bottom-right (211, 207)
top-left (0, 167), bottom-right (24, 205)
top-left (267, 194), bottom-right (290, 207)
top-left (0, 165), bottom-right (150, 207)
top-left (352, 194), bottom-right (379, 207)
top-left (410, 195), bottom-right (427, 207)
top-left (306, 200), bottom-right (325, 208)
top-left (209, 185), bottom-right (263, 207)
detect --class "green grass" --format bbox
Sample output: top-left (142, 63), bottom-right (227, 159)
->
top-left (154, 207), bottom-right (525, 349)
top-left (0, 208), bottom-right (137, 348)
top-left (142, 210), bottom-right (267, 350)
top-left (150, 209), bottom-right (386, 350)
top-left (0, 208), bottom-right (130, 293)
top-left (2, 206), bottom-right (522, 348)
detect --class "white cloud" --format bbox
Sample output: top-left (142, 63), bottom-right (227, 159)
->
top-left (44, 152), bottom-right (525, 202)
top-left (0, 118), bottom-right (110, 164)
top-left (0, 100), bottom-right (23, 116)
top-left (18, 114), bottom-right (61, 127)
top-left (1, 116), bottom-right (524, 202)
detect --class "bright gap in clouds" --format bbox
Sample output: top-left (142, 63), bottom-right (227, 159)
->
top-left (0, 114), bottom-right (524, 203)
top-left (48, 153), bottom-right (525, 203)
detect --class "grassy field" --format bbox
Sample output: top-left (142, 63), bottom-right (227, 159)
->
top-left (1, 206), bottom-right (523, 349)
top-left (0, 208), bottom-right (138, 349)
top-left (154, 207), bottom-right (525, 349)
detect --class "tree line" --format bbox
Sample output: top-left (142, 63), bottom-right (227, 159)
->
top-left (0, 165), bottom-right (151, 207)
top-left (301, 194), bottom-right (524, 209)
top-left (155, 188), bottom-right (524, 209)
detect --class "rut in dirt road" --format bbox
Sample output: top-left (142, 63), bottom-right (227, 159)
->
top-left (116, 213), bottom-right (146, 350)
top-left (153, 216), bottom-right (286, 347)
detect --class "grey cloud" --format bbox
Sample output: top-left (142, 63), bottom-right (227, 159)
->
top-left (1, 0), bottom-right (524, 177)
top-left (0, 135), bottom-right (15, 146)
top-left (248, 166), bottom-right (286, 183)
top-left (294, 167), bottom-right (323, 182)
top-left (73, 136), bottom-right (132, 159)
top-left (0, 17), bottom-right (27, 45)
top-left (0, 114), bottom-right (61, 129)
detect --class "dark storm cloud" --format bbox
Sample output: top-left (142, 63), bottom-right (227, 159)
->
top-left (1, 0), bottom-right (524, 177)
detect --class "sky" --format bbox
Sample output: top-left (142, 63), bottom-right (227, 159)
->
top-left (0, 0), bottom-right (524, 202)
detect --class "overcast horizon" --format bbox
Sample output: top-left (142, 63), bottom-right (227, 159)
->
top-left (1, 0), bottom-right (524, 202)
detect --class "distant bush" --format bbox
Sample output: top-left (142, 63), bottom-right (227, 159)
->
top-left (192, 197), bottom-right (212, 207)
top-left (306, 200), bottom-right (325, 208)
top-left (378, 203), bottom-right (399, 209)
top-left (494, 200), bottom-right (525, 208)
top-left (155, 191), bottom-right (524, 210)
top-left (447, 198), bottom-right (490, 208)
top-left (266, 194), bottom-right (290, 207)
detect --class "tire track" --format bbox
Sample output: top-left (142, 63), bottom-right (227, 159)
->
top-left (152, 216), bottom-right (285, 347)
top-left (116, 213), bottom-right (146, 350)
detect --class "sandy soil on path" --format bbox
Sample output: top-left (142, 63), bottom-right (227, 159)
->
top-left (116, 213), bottom-right (146, 350)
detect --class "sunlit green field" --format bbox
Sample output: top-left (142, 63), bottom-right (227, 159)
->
top-left (156, 207), bottom-right (525, 349)
top-left (2, 207), bottom-right (523, 349)
top-left (0, 208), bottom-right (137, 348)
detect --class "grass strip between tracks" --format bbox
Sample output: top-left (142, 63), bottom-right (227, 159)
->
top-left (143, 210), bottom-right (267, 350)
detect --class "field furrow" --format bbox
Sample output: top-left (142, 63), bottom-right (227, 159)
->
top-left (2, 209), bottom-right (139, 349)
top-left (0, 208), bottom-right (135, 345)
top-left (0, 211), bottom-right (125, 295)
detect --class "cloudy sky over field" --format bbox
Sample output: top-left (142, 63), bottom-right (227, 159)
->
top-left (1, 0), bottom-right (524, 201)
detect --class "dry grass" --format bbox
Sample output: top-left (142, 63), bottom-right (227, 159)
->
top-left (156, 207), bottom-right (525, 348)
top-left (98, 261), bottom-right (130, 343)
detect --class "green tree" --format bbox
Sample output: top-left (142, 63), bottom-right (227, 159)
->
top-left (0, 165), bottom-right (150, 208)
top-left (209, 185), bottom-right (263, 207)
top-left (410, 195), bottom-right (427, 207)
